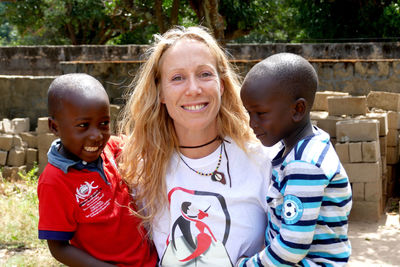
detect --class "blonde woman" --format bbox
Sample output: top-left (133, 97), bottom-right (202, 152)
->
top-left (119, 26), bottom-right (275, 266)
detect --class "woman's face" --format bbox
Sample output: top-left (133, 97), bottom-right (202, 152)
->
top-left (159, 38), bottom-right (224, 136)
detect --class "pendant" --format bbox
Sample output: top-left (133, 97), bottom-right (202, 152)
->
top-left (211, 171), bottom-right (226, 185)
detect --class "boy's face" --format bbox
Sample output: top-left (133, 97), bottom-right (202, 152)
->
top-left (241, 79), bottom-right (295, 147)
top-left (50, 94), bottom-right (111, 163)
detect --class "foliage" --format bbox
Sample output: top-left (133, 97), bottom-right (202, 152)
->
top-left (0, 169), bottom-right (61, 266)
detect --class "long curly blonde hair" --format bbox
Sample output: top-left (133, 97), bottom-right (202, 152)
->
top-left (119, 26), bottom-right (255, 229)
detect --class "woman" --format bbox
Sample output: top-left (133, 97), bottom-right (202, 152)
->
top-left (119, 26), bottom-right (273, 266)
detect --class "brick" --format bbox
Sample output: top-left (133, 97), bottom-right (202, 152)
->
top-left (367, 91), bottom-right (400, 111)
top-left (362, 141), bottom-right (380, 162)
top-left (381, 156), bottom-right (387, 175)
top-left (328, 96), bottom-right (367, 116)
top-left (349, 142), bottom-right (362, 163)
top-left (349, 199), bottom-right (382, 222)
top-left (336, 119), bottom-right (379, 142)
top-left (0, 150), bottom-right (7, 165)
top-left (365, 181), bottom-right (382, 201)
top-left (387, 129), bottom-right (399, 146)
top-left (351, 182), bottom-right (364, 201)
top-left (380, 136), bottom-right (387, 156)
top-left (0, 134), bottom-right (13, 151)
top-left (312, 91), bottom-right (349, 111)
top-left (335, 142), bottom-right (350, 163)
top-left (343, 162), bottom-right (380, 183)
top-left (387, 146), bottom-right (399, 164)
top-left (387, 111), bottom-right (400, 129)
top-left (364, 112), bottom-right (388, 136)
top-left (1, 166), bottom-right (26, 181)
top-left (110, 104), bottom-right (121, 134)
top-left (37, 133), bottom-right (57, 153)
top-left (11, 118), bottom-right (30, 134)
top-left (26, 148), bottom-right (38, 164)
top-left (6, 147), bottom-right (26, 166)
top-left (311, 111), bottom-right (346, 138)
top-left (19, 132), bottom-right (38, 148)
top-left (2, 119), bottom-right (12, 133)
top-left (36, 117), bottom-right (50, 134)
top-left (12, 135), bottom-right (25, 148)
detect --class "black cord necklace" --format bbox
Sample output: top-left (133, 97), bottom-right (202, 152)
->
top-left (179, 136), bottom-right (220, 149)
top-left (179, 140), bottom-right (232, 187)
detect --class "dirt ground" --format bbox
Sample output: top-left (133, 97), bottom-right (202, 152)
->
top-left (348, 211), bottom-right (400, 267)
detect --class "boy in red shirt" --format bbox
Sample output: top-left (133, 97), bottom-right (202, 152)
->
top-left (38, 73), bottom-right (157, 266)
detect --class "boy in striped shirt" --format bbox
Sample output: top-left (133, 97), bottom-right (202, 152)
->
top-left (238, 53), bottom-right (352, 266)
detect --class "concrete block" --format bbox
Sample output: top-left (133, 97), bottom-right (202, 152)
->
top-left (26, 148), bottom-right (38, 164)
top-left (12, 135), bottom-right (25, 148)
top-left (387, 146), bottom-right (399, 164)
top-left (11, 118), bottom-right (30, 134)
top-left (0, 120), bottom-right (3, 133)
top-left (0, 150), bottom-right (7, 165)
top-left (328, 96), bottom-right (367, 116)
top-left (387, 165), bottom-right (395, 182)
top-left (365, 181), bottom-right (382, 201)
top-left (39, 150), bottom-right (48, 165)
top-left (0, 134), bottom-right (13, 151)
top-left (110, 104), bottom-right (121, 134)
top-left (351, 182), bottom-right (364, 201)
top-left (335, 142), bottom-right (350, 163)
top-left (1, 165), bottom-right (26, 181)
top-left (380, 136), bottom-right (387, 156)
top-left (36, 117), bottom-right (50, 134)
top-left (367, 91), bottom-right (400, 111)
top-left (387, 111), bottom-right (400, 129)
top-left (6, 147), bottom-right (26, 166)
top-left (349, 199), bottom-right (382, 222)
top-left (349, 142), bottom-right (362, 163)
top-left (362, 141), bottom-right (380, 162)
top-left (336, 119), bottom-right (379, 142)
top-left (2, 119), bottom-right (12, 133)
top-left (364, 112), bottom-right (388, 136)
top-left (343, 162), bottom-right (380, 183)
top-left (37, 133), bottom-right (57, 153)
top-left (387, 128), bottom-right (399, 146)
top-left (312, 91), bottom-right (349, 111)
top-left (310, 111), bottom-right (347, 138)
top-left (19, 131), bottom-right (38, 148)
top-left (381, 156), bottom-right (387, 175)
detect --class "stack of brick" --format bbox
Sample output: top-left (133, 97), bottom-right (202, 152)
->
top-left (36, 117), bottom-right (57, 174)
top-left (311, 92), bottom-right (389, 221)
top-left (0, 117), bottom-right (57, 180)
top-left (0, 118), bottom-right (32, 180)
top-left (367, 91), bottom-right (400, 200)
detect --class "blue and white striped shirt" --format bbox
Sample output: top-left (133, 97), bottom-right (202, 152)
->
top-left (238, 127), bottom-right (352, 266)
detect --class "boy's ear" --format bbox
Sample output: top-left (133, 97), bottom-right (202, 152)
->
top-left (292, 98), bottom-right (307, 122)
top-left (48, 117), bottom-right (59, 136)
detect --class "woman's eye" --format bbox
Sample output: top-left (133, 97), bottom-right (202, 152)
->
top-left (201, 72), bottom-right (213, 78)
top-left (172, 75), bottom-right (182, 81)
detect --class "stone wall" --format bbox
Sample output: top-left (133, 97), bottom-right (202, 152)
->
top-left (2, 43), bottom-right (400, 129)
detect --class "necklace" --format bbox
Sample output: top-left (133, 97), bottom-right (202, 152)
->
top-left (179, 141), bottom-right (229, 186)
top-left (179, 136), bottom-right (220, 149)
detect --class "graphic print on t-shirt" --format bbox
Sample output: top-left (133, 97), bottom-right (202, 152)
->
top-left (161, 187), bottom-right (233, 266)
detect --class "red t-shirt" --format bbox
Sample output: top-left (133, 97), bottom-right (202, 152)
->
top-left (38, 136), bottom-right (157, 266)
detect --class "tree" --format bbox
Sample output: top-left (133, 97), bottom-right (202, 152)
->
top-left (2, 0), bottom-right (271, 45)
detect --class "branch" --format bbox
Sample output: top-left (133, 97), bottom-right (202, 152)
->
top-left (154, 0), bottom-right (166, 33)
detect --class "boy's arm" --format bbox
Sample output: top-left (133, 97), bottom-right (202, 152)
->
top-left (237, 162), bottom-right (330, 267)
top-left (47, 240), bottom-right (116, 267)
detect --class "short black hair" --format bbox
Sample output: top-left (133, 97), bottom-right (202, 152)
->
top-left (48, 73), bottom-right (108, 118)
top-left (244, 53), bottom-right (318, 108)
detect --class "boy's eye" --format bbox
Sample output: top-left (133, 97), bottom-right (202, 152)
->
top-left (100, 121), bottom-right (110, 126)
top-left (77, 123), bottom-right (89, 128)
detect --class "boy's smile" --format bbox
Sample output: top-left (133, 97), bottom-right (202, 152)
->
top-left (50, 94), bottom-right (111, 163)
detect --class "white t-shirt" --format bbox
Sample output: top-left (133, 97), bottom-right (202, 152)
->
top-left (152, 138), bottom-right (275, 266)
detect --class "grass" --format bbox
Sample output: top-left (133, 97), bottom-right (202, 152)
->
top-left (0, 165), bottom-right (62, 266)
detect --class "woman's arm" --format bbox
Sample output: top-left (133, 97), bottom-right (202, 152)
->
top-left (47, 240), bottom-right (116, 267)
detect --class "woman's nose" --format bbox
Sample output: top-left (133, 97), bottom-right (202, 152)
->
top-left (185, 76), bottom-right (202, 95)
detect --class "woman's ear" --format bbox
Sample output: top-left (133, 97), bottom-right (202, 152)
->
top-left (48, 117), bottom-right (59, 136)
top-left (292, 98), bottom-right (307, 122)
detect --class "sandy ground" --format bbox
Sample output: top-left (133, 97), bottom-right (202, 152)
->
top-left (348, 212), bottom-right (400, 266)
